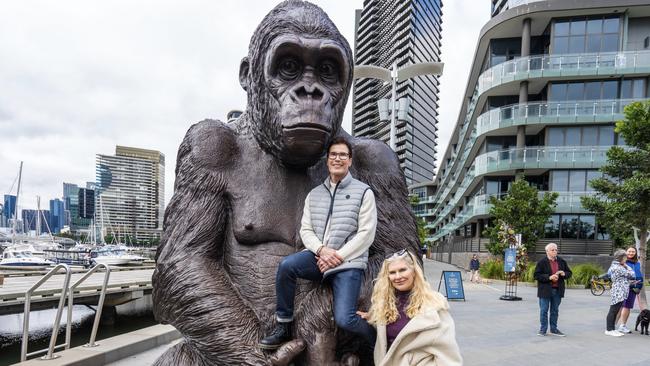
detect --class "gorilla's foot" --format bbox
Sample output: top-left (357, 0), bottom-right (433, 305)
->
top-left (259, 322), bottom-right (292, 350)
top-left (269, 339), bottom-right (306, 366)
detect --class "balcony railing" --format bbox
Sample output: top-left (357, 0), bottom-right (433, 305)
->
top-left (475, 145), bottom-right (611, 176)
top-left (478, 50), bottom-right (650, 95)
top-left (476, 98), bottom-right (644, 137)
top-left (429, 191), bottom-right (598, 241)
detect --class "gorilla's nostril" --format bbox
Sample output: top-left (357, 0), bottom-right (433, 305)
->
top-left (295, 84), bottom-right (324, 101)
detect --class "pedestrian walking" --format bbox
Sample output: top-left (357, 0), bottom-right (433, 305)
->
top-left (469, 254), bottom-right (480, 283)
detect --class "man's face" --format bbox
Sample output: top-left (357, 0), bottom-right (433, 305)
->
top-left (546, 246), bottom-right (558, 259)
top-left (327, 143), bottom-right (352, 178)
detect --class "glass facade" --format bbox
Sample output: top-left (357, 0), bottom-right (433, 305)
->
top-left (552, 16), bottom-right (620, 54)
top-left (545, 214), bottom-right (602, 240)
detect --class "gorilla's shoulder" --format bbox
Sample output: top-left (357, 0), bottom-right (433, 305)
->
top-left (180, 119), bottom-right (238, 170)
top-left (350, 137), bottom-right (400, 173)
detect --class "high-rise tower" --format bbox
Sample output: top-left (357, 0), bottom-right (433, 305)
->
top-left (352, 0), bottom-right (443, 185)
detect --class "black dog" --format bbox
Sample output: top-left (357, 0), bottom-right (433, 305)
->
top-left (635, 309), bottom-right (650, 335)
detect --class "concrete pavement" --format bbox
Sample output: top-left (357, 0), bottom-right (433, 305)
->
top-left (426, 259), bottom-right (650, 366)
top-left (20, 259), bottom-right (650, 365)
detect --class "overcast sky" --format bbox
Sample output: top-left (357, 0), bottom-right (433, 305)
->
top-left (0, 0), bottom-right (489, 212)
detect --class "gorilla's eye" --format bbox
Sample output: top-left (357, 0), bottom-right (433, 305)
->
top-left (278, 58), bottom-right (301, 80)
top-left (319, 60), bottom-right (339, 84)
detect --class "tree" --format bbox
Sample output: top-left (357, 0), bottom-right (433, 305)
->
top-left (581, 100), bottom-right (650, 308)
top-left (408, 194), bottom-right (428, 245)
top-left (483, 178), bottom-right (558, 256)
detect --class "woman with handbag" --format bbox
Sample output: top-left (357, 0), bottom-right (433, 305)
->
top-left (605, 249), bottom-right (636, 336)
top-left (616, 246), bottom-right (644, 334)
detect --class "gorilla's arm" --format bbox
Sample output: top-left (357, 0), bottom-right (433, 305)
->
top-left (153, 121), bottom-right (270, 365)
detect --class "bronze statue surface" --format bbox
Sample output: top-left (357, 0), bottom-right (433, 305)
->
top-left (152, 1), bottom-right (419, 365)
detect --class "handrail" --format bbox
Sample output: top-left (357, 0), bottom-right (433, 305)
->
top-left (21, 264), bottom-right (72, 361)
top-left (66, 263), bottom-right (111, 348)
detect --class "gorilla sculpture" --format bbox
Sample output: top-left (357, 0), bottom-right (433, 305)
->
top-left (153, 1), bottom-right (419, 365)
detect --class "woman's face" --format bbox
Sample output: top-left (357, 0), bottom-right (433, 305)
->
top-left (626, 247), bottom-right (637, 259)
top-left (388, 259), bottom-right (416, 292)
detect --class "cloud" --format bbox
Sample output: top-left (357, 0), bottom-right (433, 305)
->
top-left (1, 0), bottom-right (484, 213)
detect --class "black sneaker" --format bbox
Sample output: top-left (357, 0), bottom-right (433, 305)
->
top-left (259, 322), bottom-right (292, 350)
top-left (537, 331), bottom-right (546, 336)
top-left (549, 330), bottom-right (566, 337)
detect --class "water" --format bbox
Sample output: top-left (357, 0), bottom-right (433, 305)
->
top-left (0, 295), bottom-right (157, 365)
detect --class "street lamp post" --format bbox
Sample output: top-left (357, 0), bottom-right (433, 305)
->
top-left (354, 62), bottom-right (444, 150)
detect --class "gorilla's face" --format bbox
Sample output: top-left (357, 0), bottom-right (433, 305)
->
top-left (264, 35), bottom-right (349, 166)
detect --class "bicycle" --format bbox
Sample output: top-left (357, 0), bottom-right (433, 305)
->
top-left (590, 273), bottom-right (611, 296)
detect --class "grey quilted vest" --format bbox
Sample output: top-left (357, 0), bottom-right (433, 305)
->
top-left (309, 172), bottom-right (371, 277)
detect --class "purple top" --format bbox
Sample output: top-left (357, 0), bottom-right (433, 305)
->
top-left (386, 290), bottom-right (412, 350)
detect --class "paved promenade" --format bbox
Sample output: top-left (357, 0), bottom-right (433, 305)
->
top-left (108, 259), bottom-right (650, 365)
top-left (426, 259), bottom-right (650, 366)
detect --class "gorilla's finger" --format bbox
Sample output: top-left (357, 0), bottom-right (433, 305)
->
top-left (269, 339), bottom-right (306, 366)
top-left (341, 353), bottom-right (360, 366)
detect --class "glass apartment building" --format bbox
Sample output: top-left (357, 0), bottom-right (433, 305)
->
top-left (352, 0), bottom-right (443, 185)
top-left (416, 0), bottom-right (650, 259)
top-left (96, 146), bottom-right (165, 242)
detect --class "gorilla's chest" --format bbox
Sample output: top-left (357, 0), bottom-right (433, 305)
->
top-left (228, 157), bottom-right (317, 249)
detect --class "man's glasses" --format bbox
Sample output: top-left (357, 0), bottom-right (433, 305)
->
top-left (385, 249), bottom-right (410, 261)
top-left (328, 152), bottom-right (350, 160)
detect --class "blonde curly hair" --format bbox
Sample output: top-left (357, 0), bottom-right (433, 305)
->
top-left (367, 250), bottom-right (447, 325)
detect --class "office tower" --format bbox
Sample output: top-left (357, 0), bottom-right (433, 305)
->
top-left (49, 198), bottom-right (65, 234)
top-left (22, 209), bottom-right (51, 234)
top-left (63, 183), bottom-right (91, 232)
top-left (3, 195), bottom-right (16, 225)
top-left (78, 188), bottom-right (95, 220)
top-left (96, 145), bottom-right (165, 242)
top-left (421, 0), bottom-right (650, 261)
top-left (352, 0), bottom-right (443, 185)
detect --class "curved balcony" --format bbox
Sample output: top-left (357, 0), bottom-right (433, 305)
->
top-left (476, 98), bottom-right (644, 137)
top-left (478, 50), bottom-right (650, 96)
top-left (429, 191), bottom-right (597, 242)
top-left (474, 145), bottom-right (611, 176)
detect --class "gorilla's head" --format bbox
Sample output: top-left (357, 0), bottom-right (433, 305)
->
top-left (239, 0), bottom-right (353, 168)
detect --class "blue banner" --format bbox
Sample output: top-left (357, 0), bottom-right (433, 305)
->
top-left (441, 271), bottom-right (465, 301)
top-left (504, 248), bottom-right (517, 273)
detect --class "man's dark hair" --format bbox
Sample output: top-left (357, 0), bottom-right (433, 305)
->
top-left (327, 137), bottom-right (353, 159)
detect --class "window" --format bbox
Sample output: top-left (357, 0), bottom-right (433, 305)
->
top-left (547, 126), bottom-right (617, 146)
top-left (561, 215), bottom-right (580, 239)
top-left (552, 16), bottom-right (620, 54)
top-left (551, 171), bottom-right (569, 191)
top-left (569, 171), bottom-right (587, 191)
top-left (545, 215), bottom-right (561, 238)
top-left (621, 79), bottom-right (647, 99)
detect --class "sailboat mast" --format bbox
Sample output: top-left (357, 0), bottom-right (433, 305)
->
top-left (12, 161), bottom-right (23, 241)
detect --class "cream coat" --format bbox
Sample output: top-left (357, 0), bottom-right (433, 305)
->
top-left (374, 295), bottom-right (463, 366)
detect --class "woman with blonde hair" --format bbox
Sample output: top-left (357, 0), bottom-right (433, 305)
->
top-left (358, 249), bottom-right (462, 365)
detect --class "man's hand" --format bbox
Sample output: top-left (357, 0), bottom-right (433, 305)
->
top-left (550, 274), bottom-right (559, 281)
top-left (316, 247), bottom-right (343, 273)
top-left (556, 270), bottom-right (565, 277)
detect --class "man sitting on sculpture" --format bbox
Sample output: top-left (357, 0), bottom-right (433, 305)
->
top-left (259, 137), bottom-right (378, 351)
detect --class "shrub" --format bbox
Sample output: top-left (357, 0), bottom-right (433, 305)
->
top-left (519, 265), bottom-right (536, 283)
top-left (568, 263), bottom-right (604, 288)
top-left (479, 259), bottom-right (505, 280)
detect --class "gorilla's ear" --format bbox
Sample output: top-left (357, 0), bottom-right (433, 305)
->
top-left (239, 57), bottom-right (250, 92)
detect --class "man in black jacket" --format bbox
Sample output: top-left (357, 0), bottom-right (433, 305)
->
top-left (533, 243), bottom-right (572, 337)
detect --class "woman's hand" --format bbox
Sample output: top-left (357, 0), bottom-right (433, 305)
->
top-left (356, 311), bottom-right (369, 320)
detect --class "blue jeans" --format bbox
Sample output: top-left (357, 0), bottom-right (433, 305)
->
top-left (539, 288), bottom-right (562, 333)
top-left (275, 250), bottom-right (376, 345)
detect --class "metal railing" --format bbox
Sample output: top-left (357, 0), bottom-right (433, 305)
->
top-left (476, 98), bottom-right (644, 136)
top-left (478, 50), bottom-right (650, 94)
top-left (66, 264), bottom-right (111, 348)
top-left (21, 264), bottom-right (72, 361)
